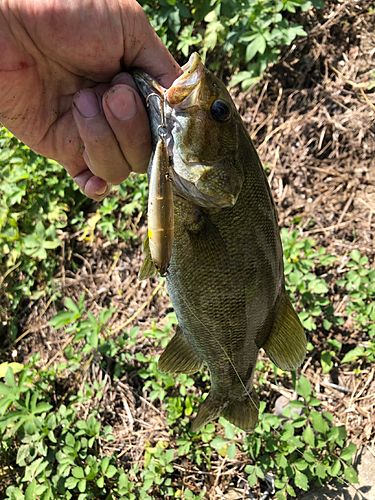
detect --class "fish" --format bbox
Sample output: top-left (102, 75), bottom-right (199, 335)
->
top-left (133, 53), bottom-right (306, 433)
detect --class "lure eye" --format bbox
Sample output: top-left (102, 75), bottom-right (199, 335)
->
top-left (210, 99), bottom-right (231, 122)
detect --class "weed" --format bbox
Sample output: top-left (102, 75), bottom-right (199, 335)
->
top-left (139, 0), bottom-right (324, 90)
top-left (337, 250), bottom-right (375, 364)
top-left (0, 280), bottom-right (362, 499)
top-left (281, 229), bottom-right (337, 331)
top-left (0, 127), bottom-right (148, 340)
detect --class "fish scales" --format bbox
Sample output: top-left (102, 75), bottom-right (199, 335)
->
top-left (134, 53), bottom-right (306, 432)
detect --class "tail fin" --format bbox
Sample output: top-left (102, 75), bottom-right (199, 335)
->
top-left (262, 289), bottom-right (306, 371)
top-left (222, 388), bottom-right (259, 432)
top-left (191, 388), bottom-right (259, 433)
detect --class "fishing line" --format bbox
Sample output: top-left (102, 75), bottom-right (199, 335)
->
top-left (169, 285), bottom-right (366, 499)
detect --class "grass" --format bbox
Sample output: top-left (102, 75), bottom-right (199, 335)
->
top-left (0, 305), bottom-right (360, 500)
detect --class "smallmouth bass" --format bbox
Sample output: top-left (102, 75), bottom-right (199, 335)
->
top-left (134, 53), bottom-right (306, 432)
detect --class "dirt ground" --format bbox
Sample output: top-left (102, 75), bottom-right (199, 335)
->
top-left (2, 0), bottom-right (375, 498)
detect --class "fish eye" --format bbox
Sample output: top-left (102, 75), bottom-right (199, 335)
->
top-left (210, 99), bottom-right (231, 122)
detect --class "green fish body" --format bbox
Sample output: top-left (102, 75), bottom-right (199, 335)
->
top-left (134, 53), bottom-right (306, 432)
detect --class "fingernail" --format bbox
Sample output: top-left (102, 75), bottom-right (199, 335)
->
top-left (94, 185), bottom-right (109, 196)
top-left (75, 91), bottom-right (100, 118)
top-left (106, 87), bottom-right (137, 121)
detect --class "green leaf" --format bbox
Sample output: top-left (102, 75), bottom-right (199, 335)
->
top-left (350, 249), bottom-right (361, 263)
top-left (321, 351), bottom-right (333, 374)
top-left (302, 425), bottom-right (315, 447)
top-left (246, 34), bottom-right (266, 62)
top-left (294, 470), bottom-right (309, 491)
top-left (72, 467), bottom-right (84, 479)
top-left (100, 456), bottom-right (110, 473)
top-left (96, 476), bottom-right (104, 488)
top-left (65, 297), bottom-right (80, 314)
top-left (294, 459), bottom-right (308, 471)
top-left (224, 421), bottom-right (235, 440)
top-left (65, 477), bottom-right (79, 490)
top-left (296, 375), bottom-right (312, 399)
top-left (17, 445), bottom-right (30, 466)
top-left (5, 366), bottom-right (17, 389)
top-left (78, 479), bottom-right (86, 493)
top-left (344, 466), bottom-right (359, 483)
top-left (286, 484), bottom-right (296, 497)
top-left (327, 338), bottom-right (342, 351)
top-left (315, 463), bottom-right (326, 479)
top-left (211, 436), bottom-right (229, 450)
top-left (340, 442), bottom-right (357, 462)
top-left (311, 411), bottom-right (329, 434)
top-left (105, 465), bottom-right (117, 478)
top-left (341, 346), bottom-right (365, 363)
top-left (50, 311), bottom-right (80, 329)
top-left (34, 402), bottom-right (52, 414)
top-left (87, 328), bottom-right (98, 349)
top-left (329, 459), bottom-right (341, 477)
top-left (0, 362), bottom-right (23, 377)
top-left (65, 433), bottom-right (75, 447)
top-left (310, 280), bottom-right (328, 294)
top-left (289, 400), bottom-right (305, 408)
top-left (25, 479), bottom-right (37, 500)
top-left (227, 442), bottom-right (236, 460)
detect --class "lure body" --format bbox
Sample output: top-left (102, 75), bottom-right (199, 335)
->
top-left (147, 135), bottom-right (174, 275)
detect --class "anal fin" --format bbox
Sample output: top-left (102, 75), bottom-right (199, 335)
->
top-left (262, 289), bottom-right (306, 371)
top-left (158, 326), bottom-right (203, 374)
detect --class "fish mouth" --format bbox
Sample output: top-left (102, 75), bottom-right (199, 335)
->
top-left (132, 69), bottom-right (165, 100)
top-left (132, 52), bottom-right (205, 109)
top-left (132, 52), bottom-right (204, 101)
top-left (165, 53), bottom-right (205, 106)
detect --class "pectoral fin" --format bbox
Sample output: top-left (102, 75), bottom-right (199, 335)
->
top-left (138, 232), bottom-right (158, 281)
top-left (158, 326), bottom-right (203, 374)
top-left (262, 289), bottom-right (306, 371)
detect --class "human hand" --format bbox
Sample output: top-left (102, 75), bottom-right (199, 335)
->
top-left (0, 0), bottom-right (181, 200)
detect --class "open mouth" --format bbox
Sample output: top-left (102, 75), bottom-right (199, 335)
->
top-left (132, 52), bottom-right (205, 108)
top-left (166, 52), bottom-right (205, 105)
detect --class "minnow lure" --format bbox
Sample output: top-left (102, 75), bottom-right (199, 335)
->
top-left (146, 94), bottom-right (174, 276)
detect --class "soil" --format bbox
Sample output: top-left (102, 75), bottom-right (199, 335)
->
top-left (1, 0), bottom-right (375, 498)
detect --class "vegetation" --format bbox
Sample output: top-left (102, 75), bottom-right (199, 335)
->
top-left (0, 308), bottom-right (359, 500)
top-left (139, 0), bottom-right (324, 89)
top-left (1, 128), bottom-right (373, 498)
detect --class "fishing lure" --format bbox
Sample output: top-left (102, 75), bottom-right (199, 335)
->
top-left (146, 94), bottom-right (174, 276)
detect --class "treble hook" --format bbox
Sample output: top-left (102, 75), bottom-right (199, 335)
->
top-left (146, 92), bottom-right (167, 138)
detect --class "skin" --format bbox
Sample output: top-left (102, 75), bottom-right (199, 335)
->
top-left (0, 0), bottom-right (181, 200)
